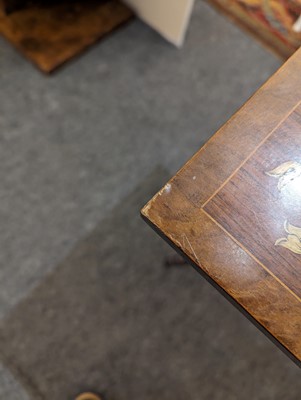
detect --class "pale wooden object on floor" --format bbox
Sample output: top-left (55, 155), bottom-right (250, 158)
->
top-left (123, 0), bottom-right (194, 46)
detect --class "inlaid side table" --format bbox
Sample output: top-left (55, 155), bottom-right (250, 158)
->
top-left (142, 47), bottom-right (301, 367)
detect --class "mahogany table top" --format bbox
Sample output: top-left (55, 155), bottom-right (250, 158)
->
top-left (142, 48), bottom-right (301, 367)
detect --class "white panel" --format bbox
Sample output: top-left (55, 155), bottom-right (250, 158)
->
top-left (123, 0), bottom-right (195, 46)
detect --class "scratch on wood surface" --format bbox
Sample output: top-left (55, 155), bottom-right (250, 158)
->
top-left (182, 233), bottom-right (201, 266)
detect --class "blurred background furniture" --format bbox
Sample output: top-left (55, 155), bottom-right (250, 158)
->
top-left (124, 0), bottom-right (194, 46)
top-left (208, 0), bottom-right (301, 58)
top-left (0, 0), bottom-right (195, 73)
top-left (0, 0), bottom-right (133, 72)
top-left (2, 0), bottom-right (301, 73)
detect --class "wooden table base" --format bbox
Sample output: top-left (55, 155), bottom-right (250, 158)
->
top-left (0, 0), bottom-right (133, 73)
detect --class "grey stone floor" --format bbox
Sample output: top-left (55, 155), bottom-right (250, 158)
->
top-left (0, 0), bottom-right (282, 398)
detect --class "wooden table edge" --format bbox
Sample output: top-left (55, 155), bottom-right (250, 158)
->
top-left (140, 209), bottom-right (301, 368)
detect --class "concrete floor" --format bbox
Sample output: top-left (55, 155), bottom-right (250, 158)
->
top-left (0, 0), bottom-right (291, 398)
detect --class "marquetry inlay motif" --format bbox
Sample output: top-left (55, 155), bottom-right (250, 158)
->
top-left (266, 161), bottom-right (301, 254)
top-left (266, 161), bottom-right (301, 192)
top-left (275, 221), bottom-right (301, 254)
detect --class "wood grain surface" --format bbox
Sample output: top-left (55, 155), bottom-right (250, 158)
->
top-left (142, 48), bottom-right (301, 366)
top-left (0, 0), bottom-right (133, 72)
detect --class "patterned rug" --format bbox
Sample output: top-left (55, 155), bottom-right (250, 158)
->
top-left (207, 0), bottom-right (301, 58)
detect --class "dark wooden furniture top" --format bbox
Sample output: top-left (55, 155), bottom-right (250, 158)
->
top-left (142, 48), bottom-right (301, 367)
top-left (0, 0), bottom-right (132, 72)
